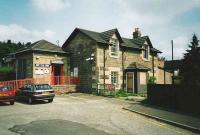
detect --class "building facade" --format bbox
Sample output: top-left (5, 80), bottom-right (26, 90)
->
top-left (62, 28), bottom-right (172, 93)
top-left (12, 40), bottom-right (70, 85)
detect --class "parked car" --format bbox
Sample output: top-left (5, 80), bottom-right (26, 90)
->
top-left (0, 85), bottom-right (15, 105)
top-left (16, 84), bottom-right (55, 104)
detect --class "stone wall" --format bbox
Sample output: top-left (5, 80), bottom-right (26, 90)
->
top-left (64, 31), bottom-right (172, 93)
top-left (33, 53), bottom-right (69, 79)
top-left (96, 41), bottom-right (168, 90)
top-left (52, 85), bottom-right (78, 94)
top-left (15, 52), bottom-right (69, 83)
top-left (64, 32), bottom-right (97, 92)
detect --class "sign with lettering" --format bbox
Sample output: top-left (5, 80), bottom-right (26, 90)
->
top-left (35, 64), bottom-right (50, 68)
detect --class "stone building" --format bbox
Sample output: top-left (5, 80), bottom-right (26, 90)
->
top-left (13, 40), bottom-right (70, 84)
top-left (62, 28), bottom-right (172, 93)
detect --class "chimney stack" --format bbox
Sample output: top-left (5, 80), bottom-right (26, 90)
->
top-left (133, 27), bottom-right (141, 38)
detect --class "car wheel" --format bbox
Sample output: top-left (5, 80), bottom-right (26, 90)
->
top-left (10, 101), bottom-right (15, 105)
top-left (48, 99), bottom-right (53, 103)
top-left (28, 97), bottom-right (33, 104)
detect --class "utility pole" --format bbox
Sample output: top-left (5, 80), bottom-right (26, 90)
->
top-left (171, 40), bottom-right (174, 84)
top-left (56, 40), bottom-right (59, 47)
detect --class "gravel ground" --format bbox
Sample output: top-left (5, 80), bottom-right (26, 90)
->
top-left (0, 93), bottom-right (198, 135)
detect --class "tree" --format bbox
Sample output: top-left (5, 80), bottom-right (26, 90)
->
top-left (180, 34), bottom-right (200, 85)
top-left (0, 40), bottom-right (30, 61)
top-left (184, 34), bottom-right (199, 57)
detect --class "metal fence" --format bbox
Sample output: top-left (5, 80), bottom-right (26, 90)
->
top-left (0, 76), bottom-right (80, 92)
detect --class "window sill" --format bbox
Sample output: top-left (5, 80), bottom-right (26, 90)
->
top-left (110, 55), bottom-right (119, 59)
top-left (142, 57), bottom-right (150, 62)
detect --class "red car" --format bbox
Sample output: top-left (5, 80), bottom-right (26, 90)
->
top-left (0, 85), bottom-right (15, 105)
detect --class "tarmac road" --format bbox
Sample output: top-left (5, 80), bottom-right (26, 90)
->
top-left (0, 94), bottom-right (198, 135)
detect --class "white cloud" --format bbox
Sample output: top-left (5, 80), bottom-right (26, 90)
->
top-left (159, 36), bottom-right (190, 60)
top-left (0, 24), bottom-right (56, 43)
top-left (32, 0), bottom-right (71, 12)
top-left (109, 0), bottom-right (200, 59)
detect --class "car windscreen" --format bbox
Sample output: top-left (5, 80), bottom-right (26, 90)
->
top-left (35, 84), bottom-right (52, 90)
top-left (0, 86), bottom-right (10, 91)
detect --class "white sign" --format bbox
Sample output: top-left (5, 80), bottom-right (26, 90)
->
top-left (74, 67), bottom-right (78, 77)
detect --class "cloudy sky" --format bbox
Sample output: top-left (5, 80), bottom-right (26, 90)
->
top-left (0, 0), bottom-right (200, 59)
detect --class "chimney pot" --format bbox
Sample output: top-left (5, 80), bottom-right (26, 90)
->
top-left (133, 27), bottom-right (141, 38)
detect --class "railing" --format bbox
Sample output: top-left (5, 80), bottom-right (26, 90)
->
top-left (52, 76), bottom-right (80, 85)
top-left (0, 76), bottom-right (80, 92)
top-left (0, 78), bottom-right (33, 92)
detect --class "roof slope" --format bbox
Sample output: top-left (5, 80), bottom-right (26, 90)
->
top-left (62, 28), bottom-right (161, 53)
top-left (16, 40), bottom-right (67, 54)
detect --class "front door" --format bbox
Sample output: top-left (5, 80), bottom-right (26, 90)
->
top-left (126, 72), bottom-right (134, 93)
top-left (51, 64), bottom-right (64, 85)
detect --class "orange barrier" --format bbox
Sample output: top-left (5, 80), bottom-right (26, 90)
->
top-left (0, 78), bottom-right (33, 92)
top-left (52, 76), bottom-right (80, 85)
top-left (0, 76), bottom-right (80, 92)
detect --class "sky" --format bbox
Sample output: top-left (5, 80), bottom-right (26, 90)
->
top-left (0, 0), bottom-right (200, 60)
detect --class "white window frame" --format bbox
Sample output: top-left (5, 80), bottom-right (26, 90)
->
top-left (143, 45), bottom-right (149, 59)
top-left (110, 38), bottom-right (119, 57)
top-left (111, 71), bottom-right (118, 84)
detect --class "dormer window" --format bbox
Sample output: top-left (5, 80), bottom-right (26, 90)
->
top-left (143, 45), bottom-right (148, 59)
top-left (110, 38), bottom-right (119, 57)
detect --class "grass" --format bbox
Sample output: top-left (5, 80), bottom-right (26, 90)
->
top-left (115, 90), bottom-right (137, 97)
top-left (99, 90), bottom-right (141, 98)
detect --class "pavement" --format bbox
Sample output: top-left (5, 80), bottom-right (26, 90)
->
top-left (123, 102), bottom-right (200, 133)
top-left (0, 93), bottom-right (199, 135)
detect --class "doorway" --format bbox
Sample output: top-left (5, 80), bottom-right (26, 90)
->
top-left (51, 64), bottom-right (64, 85)
top-left (126, 72), bottom-right (134, 93)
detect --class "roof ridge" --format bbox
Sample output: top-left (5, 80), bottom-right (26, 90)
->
top-left (77, 28), bottom-right (100, 34)
top-left (31, 40), bottom-right (44, 49)
top-left (101, 28), bottom-right (117, 34)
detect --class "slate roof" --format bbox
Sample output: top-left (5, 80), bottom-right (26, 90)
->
top-left (16, 40), bottom-right (67, 55)
top-left (63, 28), bottom-right (161, 53)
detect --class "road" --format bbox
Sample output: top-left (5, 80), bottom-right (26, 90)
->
top-left (0, 94), bottom-right (198, 135)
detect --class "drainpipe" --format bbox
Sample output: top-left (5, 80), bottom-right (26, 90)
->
top-left (152, 54), bottom-right (155, 78)
top-left (103, 47), bottom-right (106, 90)
top-left (122, 49), bottom-right (125, 91)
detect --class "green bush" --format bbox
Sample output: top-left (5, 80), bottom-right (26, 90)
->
top-left (148, 76), bottom-right (156, 84)
top-left (115, 90), bottom-right (137, 97)
top-left (0, 67), bottom-right (15, 74)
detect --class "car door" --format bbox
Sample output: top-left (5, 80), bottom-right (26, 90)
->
top-left (17, 85), bottom-right (27, 100)
top-left (23, 84), bottom-right (34, 100)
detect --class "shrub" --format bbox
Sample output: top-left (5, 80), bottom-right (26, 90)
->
top-left (0, 67), bottom-right (15, 74)
top-left (115, 90), bottom-right (137, 97)
top-left (148, 76), bottom-right (156, 84)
